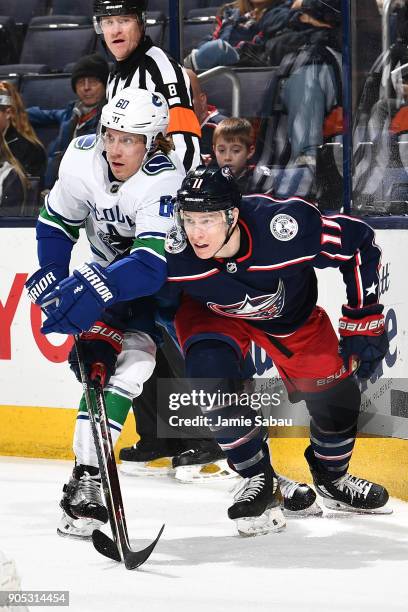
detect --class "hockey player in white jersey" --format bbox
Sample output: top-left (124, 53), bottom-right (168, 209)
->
top-left (26, 87), bottom-right (185, 538)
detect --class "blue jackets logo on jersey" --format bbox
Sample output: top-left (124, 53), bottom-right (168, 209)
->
top-left (207, 280), bottom-right (285, 320)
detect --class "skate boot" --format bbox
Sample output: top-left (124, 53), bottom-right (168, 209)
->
top-left (305, 445), bottom-right (392, 514)
top-left (57, 465), bottom-right (108, 540)
top-left (119, 439), bottom-right (176, 477)
top-left (172, 439), bottom-right (237, 483)
top-left (277, 473), bottom-right (322, 516)
top-left (228, 465), bottom-right (286, 536)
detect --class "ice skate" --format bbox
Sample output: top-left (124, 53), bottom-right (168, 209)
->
top-left (228, 466), bottom-right (286, 536)
top-left (119, 440), bottom-right (174, 477)
top-left (305, 446), bottom-right (392, 514)
top-left (277, 473), bottom-right (322, 517)
top-left (172, 440), bottom-right (237, 483)
top-left (57, 466), bottom-right (108, 540)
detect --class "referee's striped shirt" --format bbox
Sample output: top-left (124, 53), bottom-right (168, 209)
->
top-left (107, 36), bottom-right (201, 173)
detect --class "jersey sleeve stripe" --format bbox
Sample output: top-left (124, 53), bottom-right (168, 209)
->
top-left (146, 47), bottom-right (178, 85)
top-left (38, 216), bottom-right (79, 242)
top-left (321, 234), bottom-right (342, 246)
top-left (130, 236), bottom-right (165, 260)
top-left (137, 231), bottom-right (166, 239)
top-left (322, 217), bottom-right (342, 230)
top-left (167, 268), bottom-right (220, 281)
top-left (247, 254), bottom-right (316, 271)
top-left (168, 107), bottom-right (201, 137)
top-left (353, 249), bottom-right (364, 308)
top-left (319, 251), bottom-right (353, 261)
top-left (38, 209), bottom-right (80, 242)
top-left (45, 197), bottom-right (85, 227)
top-left (130, 246), bottom-right (167, 263)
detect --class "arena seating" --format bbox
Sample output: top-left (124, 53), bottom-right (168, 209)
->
top-left (0, 0), bottom-right (48, 24)
top-left (19, 22), bottom-right (96, 71)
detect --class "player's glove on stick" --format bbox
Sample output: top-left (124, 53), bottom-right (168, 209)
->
top-left (40, 262), bottom-right (117, 335)
top-left (68, 321), bottom-right (124, 386)
top-left (339, 304), bottom-right (389, 379)
top-left (25, 263), bottom-right (68, 304)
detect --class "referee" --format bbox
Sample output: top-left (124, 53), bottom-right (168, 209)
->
top-left (93, 0), bottom-right (201, 172)
top-left (92, 0), bottom-right (225, 474)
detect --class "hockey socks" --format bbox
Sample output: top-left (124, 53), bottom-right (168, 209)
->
top-left (74, 391), bottom-right (132, 467)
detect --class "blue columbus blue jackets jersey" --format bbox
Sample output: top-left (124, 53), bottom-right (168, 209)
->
top-left (165, 195), bottom-right (382, 336)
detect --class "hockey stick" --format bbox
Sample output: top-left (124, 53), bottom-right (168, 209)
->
top-left (74, 336), bottom-right (165, 570)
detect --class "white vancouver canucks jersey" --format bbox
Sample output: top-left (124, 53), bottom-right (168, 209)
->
top-left (41, 134), bottom-right (185, 266)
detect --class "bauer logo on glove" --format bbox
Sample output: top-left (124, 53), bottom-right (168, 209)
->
top-left (338, 303), bottom-right (389, 379)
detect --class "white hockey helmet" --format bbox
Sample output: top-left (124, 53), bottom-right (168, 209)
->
top-left (100, 88), bottom-right (169, 151)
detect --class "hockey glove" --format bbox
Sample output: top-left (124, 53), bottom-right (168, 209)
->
top-left (68, 321), bottom-right (124, 387)
top-left (25, 263), bottom-right (68, 305)
top-left (338, 304), bottom-right (389, 379)
top-left (40, 262), bottom-right (117, 335)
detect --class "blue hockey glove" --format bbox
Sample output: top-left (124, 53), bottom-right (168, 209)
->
top-left (25, 263), bottom-right (68, 305)
top-left (338, 304), bottom-right (389, 379)
top-left (40, 262), bottom-right (118, 335)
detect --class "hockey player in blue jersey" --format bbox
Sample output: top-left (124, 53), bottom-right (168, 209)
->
top-left (34, 164), bottom-right (391, 536)
top-left (162, 165), bottom-right (391, 534)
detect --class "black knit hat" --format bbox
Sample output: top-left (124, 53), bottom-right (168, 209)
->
top-left (300, 0), bottom-right (341, 26)
top-left (71, 53), bottom-right (109, 92)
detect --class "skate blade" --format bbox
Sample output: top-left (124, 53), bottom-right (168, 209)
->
top-left (57, 514), bottom-right (104, 540)
top-left (119, 457), bottom-right (174, 477)
top-left (235, 507), bottom-right (286, 537)
top-left (283, 501), bottom-right (323, 518)
top-left (322, 498), bottom-right (394, 515)
top-left (175, 460), bottom-right (239, 483)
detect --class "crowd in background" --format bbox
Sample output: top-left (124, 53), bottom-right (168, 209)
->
top-left (1, 0), bottom-right (408, 215)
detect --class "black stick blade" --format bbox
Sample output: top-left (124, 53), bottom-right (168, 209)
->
top-left (92, 529), bottom-right (121, 562)
top-left (123, 524), bottom-right (165, 571)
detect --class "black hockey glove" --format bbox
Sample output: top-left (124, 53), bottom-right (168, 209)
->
top-left (68, 321), bottom-right (124, 387)
top-left (338, 304), bottom-right (389, 379)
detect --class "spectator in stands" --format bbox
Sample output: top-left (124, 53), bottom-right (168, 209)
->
top-left (254, 0), bottom-right (342, 173)
top-left (184, 0), bottom-right (292, 71)
top-left (0, 82), bottom-right (46, 181)
top-left (213, 117), bottom-right (256, 192)
top-left (186, 69), bottom-right (228, 160)
top-left (27, 53), bottom-right (109, 189)
top-left (0, 129), bottom-right (28, 216)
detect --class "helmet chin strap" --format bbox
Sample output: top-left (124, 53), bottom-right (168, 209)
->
top-left (212, 211), bottom-right (238, 258)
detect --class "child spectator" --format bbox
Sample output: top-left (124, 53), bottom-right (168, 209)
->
top-left (213, 117), bottom-right (256, 192)
top-left (0, 129), bottom-right (29, 216)
top-left (0, 82), bottom-right (46, 180)
top-left (27, 53), bottom-right (108, 188)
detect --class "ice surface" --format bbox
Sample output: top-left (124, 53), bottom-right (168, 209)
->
top-left (1, 457), bottom-right (407, 612)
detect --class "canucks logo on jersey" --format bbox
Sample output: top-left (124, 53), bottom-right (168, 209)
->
top-left (74, 134), bottom-right (97, 151)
